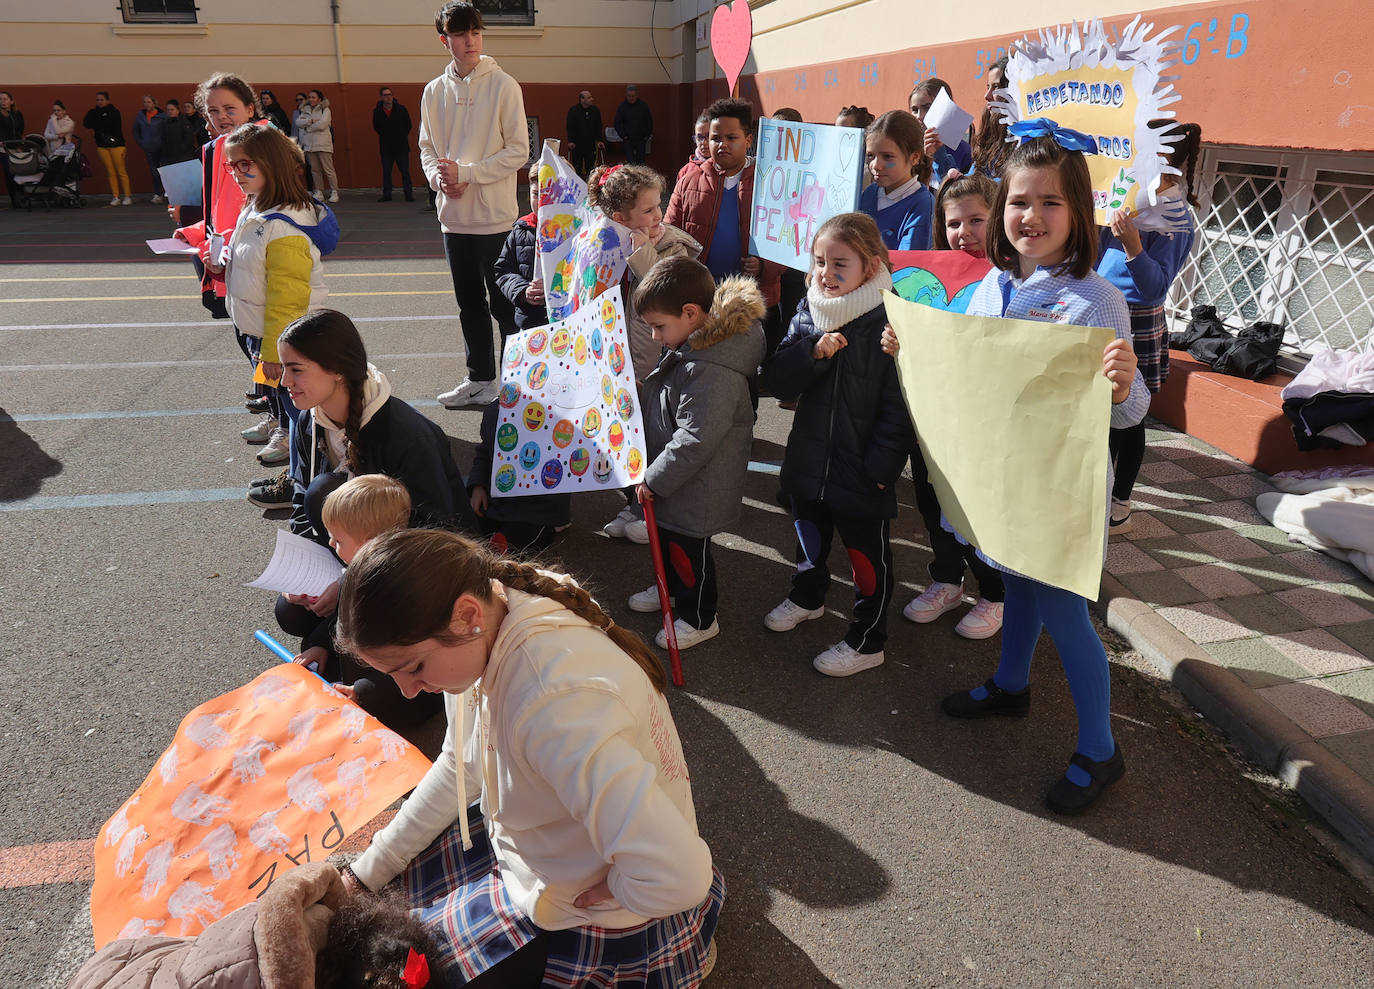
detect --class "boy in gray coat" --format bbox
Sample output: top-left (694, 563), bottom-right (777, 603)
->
top-left (628, 257), bottom-right (766, 649)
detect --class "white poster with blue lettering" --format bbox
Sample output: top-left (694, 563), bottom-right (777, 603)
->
top-left (493, 285), bottom-right (647, 497)
top-left (750, 118), bottom-right (866, 273)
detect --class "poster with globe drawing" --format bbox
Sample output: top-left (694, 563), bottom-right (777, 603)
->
top-left (494, 285), bottom-right (646, 496)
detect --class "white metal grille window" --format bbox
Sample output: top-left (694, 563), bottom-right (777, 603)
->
top-left (1167, 146), bottom-right (1374, 356)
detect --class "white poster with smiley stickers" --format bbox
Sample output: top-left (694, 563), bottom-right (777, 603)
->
top-left (494, 285), bottom-right (646, 496)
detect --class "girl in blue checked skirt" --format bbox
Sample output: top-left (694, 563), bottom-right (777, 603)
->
top-left (336, 529), bottom-right (722, 988)
top-left (886, 130), bottom-right (1149, 813)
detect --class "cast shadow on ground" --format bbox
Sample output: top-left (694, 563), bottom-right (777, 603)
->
top-left (0, 410), bottom-right (63, 501)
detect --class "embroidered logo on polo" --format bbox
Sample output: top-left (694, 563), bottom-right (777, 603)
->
top-left (1026, 301), bottom-right (1071, 321)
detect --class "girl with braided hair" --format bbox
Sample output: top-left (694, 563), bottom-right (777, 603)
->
top-left (335, 527), bottom-right (724, 987)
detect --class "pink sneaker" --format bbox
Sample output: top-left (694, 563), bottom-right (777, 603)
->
top-left (902, 581), bottom-right (964, 623)
top-left (955, 598), bottom-right (1004, 639)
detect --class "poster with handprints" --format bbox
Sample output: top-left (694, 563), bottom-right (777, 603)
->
top-left (890, 251), bottom-right (992, 314)
top-left (998, 16), bottom-right (1190, 231)
top-left (750, 118), bottom-right (866, 272)
top-left (494, 285), bottom-right (646, 496)
top-left (89, 664), bottom-right (431, 948)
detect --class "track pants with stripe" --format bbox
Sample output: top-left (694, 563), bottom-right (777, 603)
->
top-left (787, 497), bottom-right (893, 654)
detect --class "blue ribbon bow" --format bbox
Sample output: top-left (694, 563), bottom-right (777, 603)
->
top-left (1007, 117), bottom-right (1099, 155)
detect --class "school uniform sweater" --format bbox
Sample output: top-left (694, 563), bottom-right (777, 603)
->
top-left (859, 177), bottom-right (934, 251)
top-left (1095, 190), bottom-right (1196, 306)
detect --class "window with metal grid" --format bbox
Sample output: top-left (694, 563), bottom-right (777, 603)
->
top-left (1168, 146), bottom-right (1374, 356)
top-left (473, 0), bottom-right (536, 24)
top-left (119, 0), bottom-right (197, 23)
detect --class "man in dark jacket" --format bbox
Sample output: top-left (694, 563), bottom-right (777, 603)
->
top-left (565, 90), bottom-right (603, 177)
top-left (181, 100), bottom-right (209, 147)
top-left (613, 84), bottom-right (653, 164)
top-left (372, 86), bottom-right (414, 202)
top-left (83, 91), bottom-right (131, 205)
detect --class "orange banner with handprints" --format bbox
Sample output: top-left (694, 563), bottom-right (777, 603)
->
top-left (90, 664), bottom-right (431, 948)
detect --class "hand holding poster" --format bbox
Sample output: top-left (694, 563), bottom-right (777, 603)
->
top-left (750, 118), bottom-right (865, 272)
top-left (494, 284), bottom-right (647, 495)
top-left (90, 664), bottom-right (431, 948)
top-left (996, 16), bottom-right (1190, 230)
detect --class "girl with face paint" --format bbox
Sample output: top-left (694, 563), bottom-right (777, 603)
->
top-left (858, 110), bottom-right (934, 250)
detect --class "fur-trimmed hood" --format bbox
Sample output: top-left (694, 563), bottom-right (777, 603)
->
top-left (687, 275), bottom-right (766, 353)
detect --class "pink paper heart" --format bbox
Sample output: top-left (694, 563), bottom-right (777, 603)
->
top-left (710, 1), bottom-right (753, 96)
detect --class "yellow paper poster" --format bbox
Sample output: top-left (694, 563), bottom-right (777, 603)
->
top-left (884, 290), bottom-right (1112, 600)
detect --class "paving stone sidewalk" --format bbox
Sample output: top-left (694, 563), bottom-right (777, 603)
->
top-left (1097, 422), bottom-right (1374, 858)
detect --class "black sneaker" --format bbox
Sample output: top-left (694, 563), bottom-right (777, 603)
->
top-left (247, 470), bottom-right (293, 509)
top-left (248, 469), bottom-right (284, 490)
top-left (245, 396), bottom-right (271, 413)
top-left (941, 678), bottom-right (1031, 718)
top-left (1045, 746), bottom-right (1126, 814)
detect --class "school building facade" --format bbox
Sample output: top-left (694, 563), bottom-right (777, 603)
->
top-left (4, 0), bottom-right (1372, 354)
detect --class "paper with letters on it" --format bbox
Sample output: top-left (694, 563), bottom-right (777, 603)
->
top-left (157, 157), bottom-right (204, 207)
top-left (925, 88), bottom-right (975, 149)
top-left (885, 290), bottom-right (1113, 599)
top-left (245, 529), bottom-right (343, 596)
top-left (146, 238), bottom-right (198, 256)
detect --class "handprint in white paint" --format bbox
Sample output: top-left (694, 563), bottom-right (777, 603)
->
top-left (171, 781), bottom-right (232, 826)
top-left (286, 758), bottom-right (334, 813)
top-left (251, 673), bottom-right (294, 706)
top-left (167, 880), bottom-right (223, 934)
top-left (336, 756), bottom-right (369, 808)
top-left (364, 728), bottom-right (407, 762)
top-left (196, 823), bottom-right (241, 880)
top-left (157, 744), bottom-right (179, 784)
top-left (116, 917), bottom-right (165, 940)
top-left (184, 711), bottom-right (236, 750)
top-left (138, 840), bottom-right (175, 900)
top-left (113, 824), bottom-right (148, 876)
top-left (249, 807), bottom-right (292, 855)
top-left (286, 707), bottom-right (337, 752)
top-left (340, 705), bottom-right (368, 738)
top-left (104, 796), bottom-right (139, 846)
top-left (231, 736), bottom-right (277, 783)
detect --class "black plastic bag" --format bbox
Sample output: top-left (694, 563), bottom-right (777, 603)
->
top-left (1171, 304), bottom-right (1232, 365)
top-left (1214, 321), bottom-right (1283, 380)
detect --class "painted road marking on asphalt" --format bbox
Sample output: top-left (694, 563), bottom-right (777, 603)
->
top-left (0, 489), bottom-right (249, 512)
top-left (0, 314), bottom-right (455, 332)
top-left (4, 399), bottom-right (444, 423)
top-left (0, 271), bottom-right (449, 283)
top-left (1, 290), bottom-right (454, 303)
top-left (0, 352), bottom-right (459, 372)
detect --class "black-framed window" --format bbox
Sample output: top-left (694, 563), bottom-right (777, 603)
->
top-left (119, 0), bottom-right (198, 23)
top-left (474, 0), bottom-right (536, 25)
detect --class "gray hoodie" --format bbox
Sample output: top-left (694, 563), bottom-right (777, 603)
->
top-left (642, 276), bottom-right (766, 538)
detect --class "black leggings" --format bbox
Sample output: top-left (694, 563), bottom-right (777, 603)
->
top-left (1109, 423), bottom-right (1147, 502)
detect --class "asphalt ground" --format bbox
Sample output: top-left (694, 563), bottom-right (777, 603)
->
top-left (3, 197), bottom-right (1374, 987)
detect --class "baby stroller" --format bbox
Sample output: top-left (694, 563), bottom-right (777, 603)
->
top-left (9, 135), bottom-right (86, 209)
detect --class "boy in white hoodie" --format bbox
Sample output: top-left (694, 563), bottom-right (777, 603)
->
top-left (421, 1), bottom-right (530, 410)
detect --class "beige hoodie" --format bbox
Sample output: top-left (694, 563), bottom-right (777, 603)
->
top-left (349, 582), bottom-right (713, 931)
top-left (418, 55), bottom-right (530, 236)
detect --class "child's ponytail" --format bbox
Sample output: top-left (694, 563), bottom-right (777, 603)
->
top-left (315, 892), bottom-right (440, 989)
top-left (586, 163), bottom-right (663, 218)
top-left (1151, 118), bottom-right (1203, 208)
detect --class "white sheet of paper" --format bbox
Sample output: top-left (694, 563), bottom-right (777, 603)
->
top-left (146, 238), bottom-right (198, 256)
top-left (926, 88), bottom-right (975, 149)
top-left (157, 157), bottom-right (203, 206)
top-left (245, 529), bottom-right (344, 597)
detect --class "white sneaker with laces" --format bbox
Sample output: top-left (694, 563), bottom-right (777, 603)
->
top-left (628, 584), bottom-right (668, 613)
top-left (655, 618), bottom-right (719, 650)
top-left (764, 598), bottom-right (825, 632)
top-left (1109, 498), bottom-right (1133, 536)
top-left (813, 641), bottom-right (884, 677)
top-left (151, 194), bottom-right (164, 204)
top-left (955, 598), bottom-right (1004, 640)
top-left (241, 413), bottom-right (276, 444)
top-left (257, 427), bottom-right (290, 465)
top-left (327, 190), bottom-right (339, 203)
top-left (106, 196), bottom-right (122, 207)
top-left (437, 378), bottom-right (498, 408)
top-left (902, 581), bottom-right (964, 623)
top-left (121, 196), bottom-right (132, 205)
top-left (601, 505), bottom-right (638, 538)
top-left (624, 518), bottom-right (649, 544)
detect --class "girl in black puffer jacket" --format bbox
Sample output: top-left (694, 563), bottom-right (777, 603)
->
top-left (762, 213), bottom-right (915, 678)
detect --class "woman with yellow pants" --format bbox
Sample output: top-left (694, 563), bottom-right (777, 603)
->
top-left (83, 91), bottom-right (132, 206)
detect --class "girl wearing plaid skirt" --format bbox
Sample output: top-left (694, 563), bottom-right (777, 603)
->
top-left (336, 528), bottom-right (723, 987)
top-left (1096, 119), bottom-right (1202, 535)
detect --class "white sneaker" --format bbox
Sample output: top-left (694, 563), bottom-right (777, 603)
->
top-left (955, 598), bottom-right (1004, 640)
top-left (121, 196), bottom-right (132, 205)
top-left (813, 641), bottom-right (884, 677)
top-left (106, 197), bottom-right (122, 207)
top-left (1109, 498), bottom-right (1133, 536)
top-left (151, 194), bottom-right (164, 204)
top-left (436, 378), bottom-right (498, 408)
top-left (902, 581), bottom-right (964, 623)
top-left (241, 413), bottom-right (276, 444)
top-left (624, 518), bottom-right (649, 544)
top-left (655, 618), bottom-right (719, 650)
top-left (312, 189), bottom-right (324, 199)
top-left (257, 427), bottom-right (290, 465)
top-left (628, 584), bottom-right (667, 613)
top-left (327, 190), bottom-right (339, 203)
top-left (764, 598), bottom-right (825, 632)
top-left (601, 505), bottom-right (638, 539)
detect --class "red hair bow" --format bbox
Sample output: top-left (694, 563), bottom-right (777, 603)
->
top-left (598, 164), bottom-right (623, 186)
top-left (402, 948), bottom-right (429, 988)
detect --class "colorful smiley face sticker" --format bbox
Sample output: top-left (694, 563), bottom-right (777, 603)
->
top-left (581, 407), bottom-right (601, 438)
top-left (574, 335), bottom-right (588, 365)
top-left (540, 458), bottom-right (564, 488)
top-left (551, 418), bottom-right (575, 448)
top-left (608, 342), bottom-right (626, 376)
top-left (600, 296), bottom-right (617, 333)
top-left (569, 447), bottom-right (590, 476)
top-left (519, 441), bottom-right (541, 471)
top-left (615, 388), bottom-right (634, 422)
top-left (522, 401), bottom-right (546, 431)
top-left (504, 341), bottom-right (523, 369)
top-left (527, 361), bottom-right (550, 391)
top-left (627, 447), bottom-right (643, 480)
top-left (526, 329), bottom-right (549, 356)
top-left (550, 327), bottom-right (571, 357)
top-left (592, 453), bottom-right (613, 483)
top-left (601, 374), bottom-right (615, 406)
top-left (498, 382), bottom-right (520, 409)
top-left (494, 464), bottom-right (517, 493)
top-left (607, 420), bottom-right (625, 451)
top-left (496, 422), bottom-right (519, 452)
top-left (590, 328), bottom-right (604, 359)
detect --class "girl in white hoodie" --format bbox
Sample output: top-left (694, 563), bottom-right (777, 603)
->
top-left (335, 528), bottom-right (723, 988)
